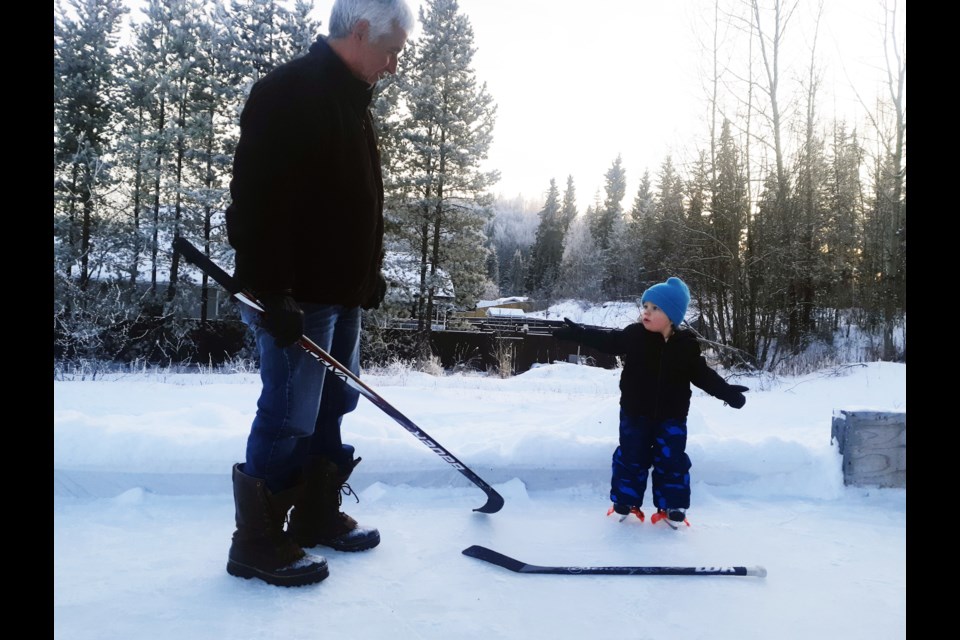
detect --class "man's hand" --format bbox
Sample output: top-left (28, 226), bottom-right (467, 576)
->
top-left (361, 272), bottom-right (388, 310)
top-left (260, 294), bottom-right (304, 348)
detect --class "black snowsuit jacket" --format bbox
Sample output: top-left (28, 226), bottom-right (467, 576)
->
top-left (573, 324), bottom-right (741, 422)
top-left (226, 37), bottom-right (384, 307)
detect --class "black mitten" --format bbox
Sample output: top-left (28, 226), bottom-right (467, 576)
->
top-left (361, 272), bottom-right (388, 310)
top-left (723, 384), bottom-right (749, 409)
top-left (553, 317), bottom-right (585, 342)
top-left (260, 294), bottom-right (304, 348)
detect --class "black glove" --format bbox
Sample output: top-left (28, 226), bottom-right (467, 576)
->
top-left (722, 384), bottom-right (749, 409)
top-left (361, 272), bottom-right (387, 310)
top-left (259, 293), bottom-right (304, 348)
top-left (553, 317), bottom-right (585, 342)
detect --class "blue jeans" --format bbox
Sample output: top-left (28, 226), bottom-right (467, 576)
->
top-left (240, 302), bottom-right (361, 493)
top-left (610, 410), bottom-right (692, 510)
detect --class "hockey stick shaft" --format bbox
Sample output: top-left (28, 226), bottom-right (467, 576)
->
top-left (173, 237), bottom-right (504, 514)
top-left (462, 545), bottom-right (766, 577)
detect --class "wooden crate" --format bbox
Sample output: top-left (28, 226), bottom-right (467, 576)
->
top-left (831, 410), bottom-right (906, 488)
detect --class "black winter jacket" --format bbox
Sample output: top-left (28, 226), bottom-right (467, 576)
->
top-left (226, 37), bottom-right (384, 307)
top-left (574, 324), bottom-right (738, 421)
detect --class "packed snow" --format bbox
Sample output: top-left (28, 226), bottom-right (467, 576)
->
top-left (54, 352), bottom-right (905, 640)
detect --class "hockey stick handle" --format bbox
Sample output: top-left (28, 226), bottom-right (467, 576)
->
top-left (173, 237), bottom-right (262, 309)
top-left (172, 237), bottom-right (504, 514)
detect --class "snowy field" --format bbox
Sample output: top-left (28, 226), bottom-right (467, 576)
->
top-left (54, 360), bottom-right (906, 640)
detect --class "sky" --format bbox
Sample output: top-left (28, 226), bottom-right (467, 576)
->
top-left (54, 302), bottom-right (907, 640)
top-left (306, 0), bottom-right (905, 210)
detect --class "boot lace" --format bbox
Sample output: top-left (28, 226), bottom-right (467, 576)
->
top-left (338, 482), bottom-right (360, 506)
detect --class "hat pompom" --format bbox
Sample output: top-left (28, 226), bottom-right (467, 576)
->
top-left (640, 277), bottom-right (690, 326)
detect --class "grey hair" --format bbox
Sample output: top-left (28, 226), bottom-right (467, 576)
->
top-left (328, 0), bottom-right (415, 41)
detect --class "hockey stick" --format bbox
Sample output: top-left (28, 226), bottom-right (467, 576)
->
top-left (462, 545), bottom-right (767, 577)
top-left (173, 237), bottom-right (504, 514)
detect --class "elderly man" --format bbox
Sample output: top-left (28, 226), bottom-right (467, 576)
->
top-left (225, 0), bottom-right (414, 587)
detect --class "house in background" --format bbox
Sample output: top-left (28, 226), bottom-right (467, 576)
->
top-left (459, 296), bottom-right (532, 319)
top-left (382, 251), bottom-right (456, 328)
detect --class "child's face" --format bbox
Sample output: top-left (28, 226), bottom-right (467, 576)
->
top-left (641, 301), bottom-right (673, 338)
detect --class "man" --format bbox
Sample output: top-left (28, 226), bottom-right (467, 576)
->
top-left (224, 0), bottom-right (414, 587)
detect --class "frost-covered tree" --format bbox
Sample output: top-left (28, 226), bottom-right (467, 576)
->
top-left (225, 0), bottom-right (316, 87)
top-left (556, 210), bottom-right (603, 301)
top-left (586, 155), bottom-right (627, 297)
top-left (589, 155), bottom-right (626, 251)
top-left (178, 8), bottom-right (243, 319)
top-left (54, 0), bottom-right (128, 290)
top-left (388, 0), bottom-right (499, 332)
top-left (485, 195), bottom-right (538, 296)
top-left (823, 122), bottom-right (864, 311)
top-left (560, 175), bottom-right (578, 231)
top-left (637, 156), bottom-right (684, 287)
top-left (525, 178), bottom-right (565, 298)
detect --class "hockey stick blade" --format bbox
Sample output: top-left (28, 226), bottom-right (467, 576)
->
top-left (172, 237), bottom-right (504, 514)
top-left (462, 545), bottom-right (767, 577)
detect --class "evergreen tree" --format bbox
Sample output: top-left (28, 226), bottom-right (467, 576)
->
top-left (589, 155), bottom-right (626, 251)
top-left (587, 155), bottom-right (627, 298)
top-left (629, 170), bottom-right (655, 224)
top-left (113, 40), bottom-right (155, 290)
top-left (125, 0), bottom-right (185, 298)
top-left (180, 7), bottom-right (243, 320)
top-left (823, 122), bottom-right (864, 312)
top-left (509, 248), bottom-right (526, 298)
top-left (485, 195), bottom-right (538, 296)
top-left (707, 119), bottom-right (750, 354)
top-left (556, 210), bottom-right (603, 301)
top-left (525, 178), bottom-right (564, 298)
top-left (560, 175), bottom-right (578, 231)
top-left (225, 0), bottom-right (312, 87)
top-left (54, 0), bottom-right (128, 290)
top-left (388, 0), bottom-right (499, 333)
top-left (639, 155), bottom-right (684, 287)
top-left (621, 169), bottom-right (654, 296)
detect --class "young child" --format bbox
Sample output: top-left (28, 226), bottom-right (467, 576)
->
top-left (553, 277), bottom-right (748, 529)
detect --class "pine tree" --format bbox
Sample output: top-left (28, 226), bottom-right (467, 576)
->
top-left (560, 175), bottom-right (578, 231)
top-left (54, 0), bottom-right (128, 290)
top-left (225, 0), bottom-right (311, 87)
top-left (623, 169), bottom-right (654, 293)
top-left (180, 7), bottom-right (244, 320)
top-left (125, 0), bottom-right (184, 299)
top-left (556, 210), bottom-right (603, 302)
top-left (708, 119), bottom-right (750, 355)
top-left (388, 0), bottom-right (499, 333)
top-left (525, 178), bottom-right (565, 298)
top-left (639, 155), bottom-right (684, 287)
top-left (485, 195), bottom-right (538, 296)
top-left (589, 155), bottom-right (626, 251)
top-left (823, 122), bottom-right (864, 312)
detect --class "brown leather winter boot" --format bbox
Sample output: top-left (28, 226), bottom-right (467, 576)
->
top-left (226, 463), bottom-right (329, 586)
top-left (289, 455), bottom-right (380, 552)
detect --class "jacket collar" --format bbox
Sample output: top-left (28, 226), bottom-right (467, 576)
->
top-left (308, 36), bottom-right (375, 110)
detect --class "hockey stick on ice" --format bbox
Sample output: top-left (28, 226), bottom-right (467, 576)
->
top-left (173, 237), bottom-right (504, 514)
top-left (462, 545), bottom-right (767, 577)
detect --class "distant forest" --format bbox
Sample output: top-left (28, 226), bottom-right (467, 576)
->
top-left (54, 0), bottom-right (905, 373)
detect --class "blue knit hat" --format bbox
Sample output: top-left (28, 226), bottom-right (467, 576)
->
top-left (641, 277), bottom-right (690, 326)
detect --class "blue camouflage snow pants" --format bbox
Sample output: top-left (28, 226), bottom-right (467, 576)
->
top-left (610, 409), bottom-right (692, 510)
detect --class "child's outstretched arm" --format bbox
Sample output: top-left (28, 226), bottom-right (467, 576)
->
top-left (720, 384), bottom-right (749, 408)
top-left (691, 357), bottom-right (749, 408)
top-left (552, 317), bottom-right (585, 342)
top-left (553, 317), bottom-right (627, 353)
